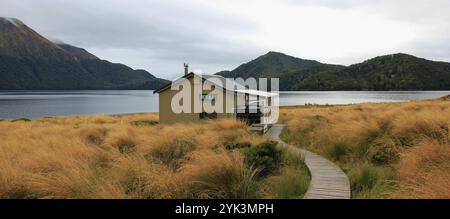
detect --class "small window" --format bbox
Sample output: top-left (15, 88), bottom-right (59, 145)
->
top-left (200, 94), bottom-right (216, 101)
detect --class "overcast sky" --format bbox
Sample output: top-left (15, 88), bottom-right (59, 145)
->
top-left (1, 0), bottom-right (449, 79)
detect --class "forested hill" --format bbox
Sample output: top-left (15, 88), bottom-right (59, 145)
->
top-left (0, 17), bottom-right (168, 90)
top-left (216, 52), bottom-right (450, 91)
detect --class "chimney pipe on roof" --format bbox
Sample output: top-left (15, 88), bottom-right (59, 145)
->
top-left (184, 63), bottom-right (189, 75)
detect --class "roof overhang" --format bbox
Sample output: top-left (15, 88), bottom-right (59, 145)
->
top-left (235, 89), bottom-right (278, 98)
top-left (153, 73), bottom-right (278, 98)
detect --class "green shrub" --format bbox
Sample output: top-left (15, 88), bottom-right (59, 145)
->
top-left (130, 120), bottom-right (158, 126)
top-left (243, 141), bottom-right (282, 176)
top-left (11, 118), bottom-right (31, 122)
top-left (224, 142), bottom-right (251, 150)
top-left (369, 145), bottom-right (399, 165)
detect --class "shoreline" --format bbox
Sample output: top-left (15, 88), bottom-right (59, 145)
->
top-left (1, 94), bottom-right (449, 120)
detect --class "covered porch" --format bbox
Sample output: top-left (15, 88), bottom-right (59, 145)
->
top-left (233, 89), bottom-right (278, 134)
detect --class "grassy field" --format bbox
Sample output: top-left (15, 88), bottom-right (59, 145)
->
top-left (3, 96), bottom-right (447, 199)
top-left (0, 114), bottom-right (309, 199)
top-left (279, 96), bottom-right (450, 198)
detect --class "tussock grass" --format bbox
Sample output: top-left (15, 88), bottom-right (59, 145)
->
top-left (280, 97), bottom-right (450, 198)
top-left (0, 114), bottom-right (274, 198)
top-left (150, 139), bottom-right (196, 170)
top-left (181, 150), bottom-right (260, 199)
top-left (0, 113), bottom-right (310, 199)
top-left (392, 138), bottom-right (450, 198)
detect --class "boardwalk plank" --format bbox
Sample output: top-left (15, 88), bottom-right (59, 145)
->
top-left (265, 124), bottom-right (351, 199)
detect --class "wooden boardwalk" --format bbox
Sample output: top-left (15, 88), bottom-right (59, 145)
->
top-left (265, 124), bottom-right (351, 199)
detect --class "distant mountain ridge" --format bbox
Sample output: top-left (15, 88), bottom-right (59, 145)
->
top-left (2, 17), bottom-right (449, 91)
top-left (217, 51), bottom-right (336, 78)
top-left (216, 52), bottom-right (450, 91)
top-left (0, 17), bottom-right (168, 90)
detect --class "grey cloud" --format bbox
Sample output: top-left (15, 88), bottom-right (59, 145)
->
top-left (1, 0), bottom-right (449, 79)
top-left (286, 0), bottom-right (450, 63)
top-left (0, 0), bottom-right (262, 79)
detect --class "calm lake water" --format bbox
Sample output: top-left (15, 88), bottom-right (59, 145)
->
top-left (0, 90), bottom-right (449, 119)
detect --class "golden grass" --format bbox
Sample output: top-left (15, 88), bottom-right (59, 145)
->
top-left (280, 98), bottom-right (450, 198)
top-left (0, 114), bottom-right (274, 198)
top-left (180, 150), bottom-right (259, 199)
top-left (392, 138), bottom-right (450, 198)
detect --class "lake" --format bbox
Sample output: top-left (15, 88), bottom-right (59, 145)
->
top-left (0, 90), bottom-right (449, 119)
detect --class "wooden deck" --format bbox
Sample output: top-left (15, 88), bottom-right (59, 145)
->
top-left (265, 124), bottom-right (351, 199)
